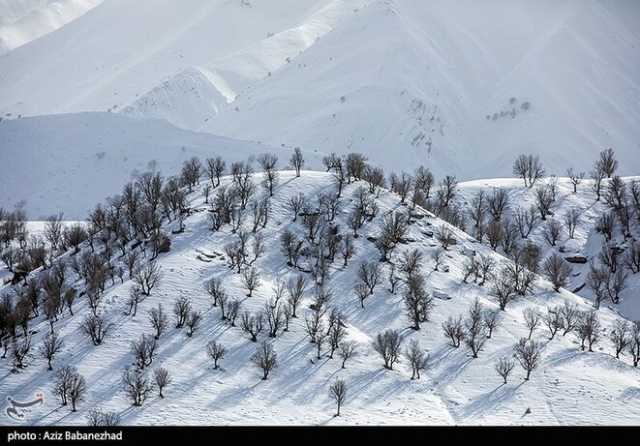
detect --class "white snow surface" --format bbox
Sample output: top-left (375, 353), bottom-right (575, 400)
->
top-left (0, 112), bottom-right (321, 219)
top-left (1, 0), bottom-right (639, 179)
top-left (0, 0), bottom-right (103, 55)
top-left (1, 172), bottom-right (639, 426)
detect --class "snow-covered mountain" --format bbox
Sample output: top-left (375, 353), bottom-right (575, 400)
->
top-left (0, 112), bottom-right (320, 219)
top-left (2, 171), bottom-right (639, 426)
top-left (1, 0), bottom-right (639, 181)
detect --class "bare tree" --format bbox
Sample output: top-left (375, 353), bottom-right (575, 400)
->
top-left (240, 311), bottom-right (264, 342)
top-left (289, 147), bottom-right (305, 177)
top-left (131, 334), bottom-right (157, 370)
top-left (464, 299), bottom-right (487, 358)
top-left (405, 339), bottom-right (429, 379)
top-left (122, 367), bottom-right (154, 406)
top-left (542, 254), bottom-right (572, 291)
top-left (563, 208), bottom-right (580, 239)
top-left (598, 148), bottom-right (618, 178)
top-left (493, 275), bottom-right (515, 310)
top-left (258, 153), bottom-right (279, 197)
top-left (67, 370), bottom-right (86, 412)
top-left (338, 341), bottom-right (357, 369)
top-left (566, 168), bottom-right (584, 193)
top-left (242, 267), bottom-right (261, 297)
top-left (286, 274), bottom-right (306, 317)
top-left (133, 260), bottom-right (162, 296)
top-left (154, 367), bottom-right (171, 398)
top-left (39, 331), bottom-right (63, 370)
top-left (403, 273), bottom-right (432, 330)
top-left (173, 297), bottom-right (191, 328)
top-left (436, 224), bottom-right (455, 250)
top-left (54, 365), bottom-right (74, 406)
top-left (542, 306), bottom-right (563, 340)
top-left (513, 338), bottom-right (542, 380)
top-left (329, 379), bottom-right (347, 417)
top-left (206, 340), bottom-right (226, 369)
top-left (487, 188), bottom-right (510, 221)
top-left (629, 322), bottom-right (640, 367)
top-left (185, 310), bottom-right (202, 337)
top-left (513, 154), bottom-right (544, 188)
top-left (81, 314), bottom-right (108, 346)
top-left (251, 341), bottom-right (277, 380)
top-left (560, 303), bottom-right (580, 336)
top-left (513, 206), bottom-right (538, 239)
top-left (442, 316), bottom-right (465, 348)
top-left (482, 309), bottom-right (500, 338)
top-left (542, 219), bottom-right (562, 246)
top-left (523, 308), bottom-right (541, 339)
top-left (286, 193), bottom-right (306, 222)
top-left (372, 329), bottom-right (402, 370)
top-left (610, 320), bottom-right (631, 359)
top-left (495, 357), bottom-right (515, 384)
top-left (86, 409), bottom-right (121, 427)
top-left (576, 311), bottom-right (600, 352)
top-left (205, 156), bottom-right (226, 188)
top-left (358, 261), bottom-right (381, 296)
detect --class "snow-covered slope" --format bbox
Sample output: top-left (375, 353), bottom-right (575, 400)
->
top-left (457, 176), bottom-right (640, 320)
top-left (1, 172), bottom-right (639, 425)
top-left (0, 112), bottom-right (318, 219)
top-left (1, 0), bottom-right (639, 179)
top-left (0, 0), bottom-right (103, 55)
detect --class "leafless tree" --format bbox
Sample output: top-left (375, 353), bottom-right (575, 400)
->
top-left (289, 148), bottom-right (305, 177)
top-left (464, 299), bottom-right (487, 358)
top-left (252, 341), bottom-right (278, 380)
top-left (591, 163), bottom-right (606, 201)
top-left (629, 322), bottom-right (640, 367)
top-left (523, 308), bottom-right (541, 339)
top-left (560, 302), bottom-right (580, 336)
top-left (149, 304), bottom-right (168, 340)
top-left (338, 341), bottom-right (357, 369)
top-left (39, 330), bottom-right (63, 370)
top-left (542, 219), bottom-right (562, 246)
top-left (372, 329), bottom-right (402, 370)
top-left (436, 224), bottom-right (454, 250)
top-left (205, 156), bottom-right (226, 188)
top-left (535, 185), bottom-right (554, 220)
top-left (131, 334), bottom-right (157, 370)
top-left (240, 311), bottom-right (264, 342)
top-left (513, 338), bottom-right (542, 380)
top-left (599, 148), bottom-right (618, 178)
top-left (173, 297), bottom-right (191, 328)
top-left (185, 310), bottom-right (202, 337)
top-left (122, 367), bottom-right (154, 406)
top-left (576, 311), bottom-right (600, 352)
top-left (286, 274), bottom-right (306, 318)
top-left (242, 267), bottom-right (261, 297)
top-left (513, 154), bottom-right (545, 188)
top-left (154, 367), bottom-right (171, 398)
top-left (354, 283), bottom-right (370, 309)
top-left (133, 259), bottom-right (162, 296)
top-left (45, 213), bottom-right (64, 252)
top-left (442, 316), bottom-right (465, 348)
top-left (566, 168), bottom-right (584, 193)
top-left (513, 206), bottom-right (538, 238)
top-left (286, 193), bottom-right (306, 222)
top-left (403, 273), bottom-right (432, 330)
top-left (329, 379), bottom-right (347, 417)
top-left (54, 365), bottom-right (74, 406)
top-left (258, 153), bottom-right (279, 197)
top-left (487, 189), bottom-right (509, 221)
top-left (624, 241), bottom-right (640, 274)
top-left (86, 409), bottom-right (121, 426)
top-left (180, 157), bottom-right (202, 192)
top-left (542, 253), bottom-right (572, 291)
top-left (495, 357), bottom-right (515, 384)
top-left (405, 339), bottom-right (429, 379)
top-left (563, 208), bottom-right (580, 239)
top-left (542, 306), bottom-right (563, 340)
top-left (358, 261), bottom-right (381, 296)
top-left (610, 320), bottom-right (631, 359)
top-left (206, 277), bottom-right (226, 308)
top-left (482, 309), bottom-right (500, 338)
top-left (485, 219), bottom-right (504, 251)
top-left (81, 314), bottom-right (108, 346)
top-left (493, 275), bottom-right (515, 310)
top-left (206, 340), bottom-right (226, 369)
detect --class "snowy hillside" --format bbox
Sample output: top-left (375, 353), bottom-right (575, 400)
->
top-left (457, 176), bottom-right (640, 320)
top-left (0, 0), bottom-right (102, 55)
top-left (1, 168), bottom-right (639, 426)
top-left (0, 112), bottom-right (320, 219)
top-left (2, 0), bottom-right (638, 180)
